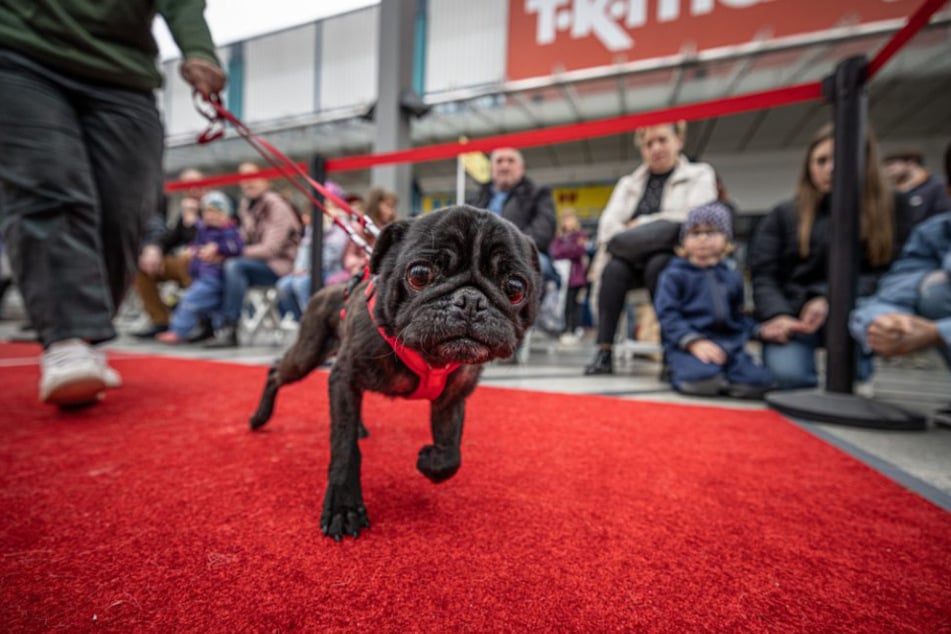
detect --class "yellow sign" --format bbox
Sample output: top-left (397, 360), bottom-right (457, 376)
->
top-left (421, 183), bottom-right (615, 220)
top-left (460, 151), bottom-right (491, 184)
top-left (552, 184), bottom-right (614, 221)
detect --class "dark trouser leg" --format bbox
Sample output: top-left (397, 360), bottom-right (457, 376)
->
top-left (0, 51), bottom-right (162, 346)
top-left (596, 257), bottom-right (638, 345)
top-left (79, 73), bottom-right (164, 319)
top-left (643, 252), bottom-right (674, 298)
top-left (563, 286), bottom-right (581, 333)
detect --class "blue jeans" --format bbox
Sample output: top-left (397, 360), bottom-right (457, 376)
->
top-left (918, 271), bottom-right (951, 367)
top-left (275, 272), bottom-right (311, 320)
top-left (169, 275), bottom-right (224, 337)
top-left (221, 258), bottom-right (279, 324)
top-left (763, 331), bottom-right (872, 391)
top-left (667, 347), bottom-right (773, 391)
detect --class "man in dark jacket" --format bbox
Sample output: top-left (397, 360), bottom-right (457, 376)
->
top-left (883, 149), bottom-right (951, 243)
top-left (133, 168), bottom-right (206, 339)
top-left (0, 1), bottom-right (225, 407)
top-left (467, 147), bottom-right (557, 263)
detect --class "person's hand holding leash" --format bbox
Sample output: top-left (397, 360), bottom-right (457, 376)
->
top-left (180, 57), bottom-right (226, 97)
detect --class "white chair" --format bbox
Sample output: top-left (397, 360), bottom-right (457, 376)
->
top-left (240, 286), bottom-right (284, 345)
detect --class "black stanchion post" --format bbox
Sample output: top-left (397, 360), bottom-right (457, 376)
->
top-left (764, 55), bottom-right (925, 430)
top-left (309, 155), bottom-right (326, 299)
top-left (824, 56), bottom-right (864, 394)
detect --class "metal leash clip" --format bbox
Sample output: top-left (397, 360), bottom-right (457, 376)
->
top-left (193, 91), bottom-right (225, 144)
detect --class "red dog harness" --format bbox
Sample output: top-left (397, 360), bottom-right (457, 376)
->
top-left (342, 271), bottom-right (461, 401)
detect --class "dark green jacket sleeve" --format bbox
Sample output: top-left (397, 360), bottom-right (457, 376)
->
top-left (158, 0), bottom-right (219, 65)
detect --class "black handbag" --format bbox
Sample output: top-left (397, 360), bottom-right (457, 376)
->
top-left (606, 220), bottom-right (680, 266)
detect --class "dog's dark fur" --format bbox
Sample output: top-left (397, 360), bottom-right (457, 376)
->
top-left (250, 205), bottom-right (541, 540)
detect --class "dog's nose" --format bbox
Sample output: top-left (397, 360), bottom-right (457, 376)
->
top-left (452, 288), bottom-right (488, 318)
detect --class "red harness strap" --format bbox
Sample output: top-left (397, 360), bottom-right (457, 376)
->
top-left (352, 277), bottom-right (461, 401)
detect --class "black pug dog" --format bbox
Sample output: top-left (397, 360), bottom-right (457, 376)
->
top-left (250, 205), bottom-right (541, 541)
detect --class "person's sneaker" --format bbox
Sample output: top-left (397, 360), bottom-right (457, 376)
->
top-left (131, 323), bottom-right (168, 339)
top-left (726, 383), bottom-right (771, 400)
top-left (91, 347), bottom-right (123, 389)
top-left (203, 323), bottom-right (239, 349)
top-left (584, 348), bottom-right (613, 375)
top-left (186, 319), bottom-right (215, 344)
top-left (280, 314), bottom-right (300, 333)
top-left (39, 339), bottom-right (107, 406)
top-left (677, 375), bottom-right (728, 397)
top-left (931, 405), bottom-right (951, 429)
top-left (559, 332), bottom-right (581, 346)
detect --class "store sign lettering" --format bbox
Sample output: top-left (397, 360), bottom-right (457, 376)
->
top-left (526, 0), bottom-right (776, 52)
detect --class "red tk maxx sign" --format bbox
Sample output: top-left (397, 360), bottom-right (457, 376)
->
top-left (507, 0), bottom-right (926, 81)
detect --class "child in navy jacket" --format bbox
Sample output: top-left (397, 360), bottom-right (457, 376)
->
top-left (157, 191), bottom-right (243, 344)
top-left (654, 202), bottom-right (773, 398)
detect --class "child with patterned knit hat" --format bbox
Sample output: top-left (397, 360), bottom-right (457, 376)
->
top-left (653, 201), bottom-right (774, 398)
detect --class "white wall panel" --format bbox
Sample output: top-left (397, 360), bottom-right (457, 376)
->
top-left (244, 24), bottom-right (317, 123)
top-left (162, 46), bottom-right (231, 137)
top-left (426, 0), bottom-right (507, 93)
top-left (319, 8), bottom-right (378, 110)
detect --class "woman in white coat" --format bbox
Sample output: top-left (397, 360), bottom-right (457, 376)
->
top-left (585, 122), bottom-right (717, 375)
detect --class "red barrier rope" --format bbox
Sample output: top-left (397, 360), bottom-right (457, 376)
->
top-left (171, 0), bottom-right (941, 192)
top-left (325, 81), bottom-right (823, 173)
top-left (164, 164), bottom-right (307, 192)
top-left (868, 0), bottom-right (948, 79)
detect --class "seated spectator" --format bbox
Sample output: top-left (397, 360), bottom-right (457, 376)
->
top-left (156, 192), bottom-right (242, 344)
top-left (132, 168), bottom-right (204, 338)
top-left (326, 187), bottom-right (398, 286)
top-left (584, 121), bottom-right (717, 375)
top-left (850, 211), bottom-right (950, 366)
top-left (274, 183), bottom-right (361, 321)
top-left (654, 202), bottom-right (773, 398)
top-left (466, 147), bottom-right (557, 286)
top-left (883, 147), bottom-right (951, 241)
top-left (751, 123), bottom-right (897, 390)
top-left (275, 206), bottom-right (314, 324)
top-left (851, 211), bottom-right (951, 427)
top-left (549, 209), bottom-right (589, 344)
top-left (205, 162), bottom-right (302, 348)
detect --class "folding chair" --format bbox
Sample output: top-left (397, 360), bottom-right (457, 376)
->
top-left (240, 286), bottom-right (284, 345)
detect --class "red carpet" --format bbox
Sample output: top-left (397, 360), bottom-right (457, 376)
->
top-left (1, 342), bottom-right (949, 632)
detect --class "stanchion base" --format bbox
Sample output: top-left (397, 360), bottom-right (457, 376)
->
top-left (766, 390), bottom-right (927, 430)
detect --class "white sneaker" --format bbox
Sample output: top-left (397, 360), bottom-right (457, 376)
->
top-left (559, 333), bottom-right (581, 346)
top-left (91, 347), bottom-right (122, 388)
top-left (279, 314), bottom-right (300, 332)
top-left (39, 339), bottom-right (107, 406)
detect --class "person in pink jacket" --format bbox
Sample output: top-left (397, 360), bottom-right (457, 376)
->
top-left (205, 162), bottom-right (302, 348)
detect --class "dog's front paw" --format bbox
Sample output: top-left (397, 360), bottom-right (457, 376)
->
top-left (416, 444), bottom-right (461, 483)
top-left (320, 485), bottom-right (370, 541)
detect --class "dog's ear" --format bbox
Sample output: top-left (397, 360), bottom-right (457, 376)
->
top-left (369, 219), bottom-right (412, 275)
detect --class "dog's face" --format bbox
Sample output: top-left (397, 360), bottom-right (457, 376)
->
top-left (369, 205), bottom-right (541, 366)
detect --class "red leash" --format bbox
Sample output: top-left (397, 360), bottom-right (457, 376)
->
top-left (192, 92), bottom-right (378, 255)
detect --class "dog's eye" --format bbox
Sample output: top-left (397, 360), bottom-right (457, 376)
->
top-left (502, 275), bottom-right (528, 304)
top-left (406, 262), bottom-right (435, 290)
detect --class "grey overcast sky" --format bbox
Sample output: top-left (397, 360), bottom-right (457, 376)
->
top-left (153, 0), bottom-right (379, 60)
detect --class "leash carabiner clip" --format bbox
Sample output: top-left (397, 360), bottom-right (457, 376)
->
top-left (193, 91), bottom-right (225, 144)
